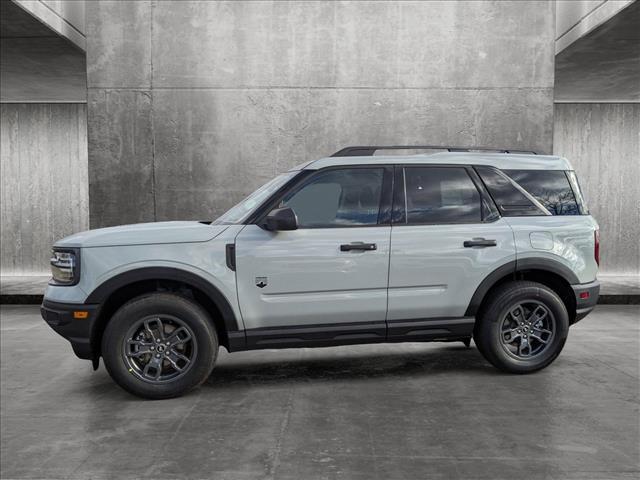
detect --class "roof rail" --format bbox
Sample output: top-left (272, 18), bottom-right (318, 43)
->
top-left (330, 145), bottom-right (539, 157)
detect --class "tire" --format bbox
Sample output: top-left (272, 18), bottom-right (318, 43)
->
top-left (474, 281), bottom-right (569, 374)
top-left (102, 293), bottom-right (218, 399)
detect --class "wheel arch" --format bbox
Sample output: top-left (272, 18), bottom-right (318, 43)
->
top-left (465, 259), bottom-right (578, 322)
top-left (86, 267), bottom-right (244, 360)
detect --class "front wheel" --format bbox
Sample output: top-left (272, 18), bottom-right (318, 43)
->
top-left (474, 281), bottom-right (569, 374)
top-left (102, 293), bottom-right (218, 399)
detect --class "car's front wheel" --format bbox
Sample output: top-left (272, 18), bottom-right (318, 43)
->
top-left (474, 281), bottom-right (569, 373)
top-left (102, 293), bottom-right (218, 399)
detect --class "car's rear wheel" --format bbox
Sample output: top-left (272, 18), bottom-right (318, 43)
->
top-left (102, 293), bottom-right (218, 399)
top-left (474, 281), bottom-right (569, 373)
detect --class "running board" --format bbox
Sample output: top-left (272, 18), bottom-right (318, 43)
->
top-left (237, 318), bottom-right (475, 351)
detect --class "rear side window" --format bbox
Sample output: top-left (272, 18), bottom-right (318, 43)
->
top-left (475, 166), bottom-right (546, 216)
top-left (402, 167), bottom-right (482, 224)
top-left (504, 170), bottom-right (580, 216)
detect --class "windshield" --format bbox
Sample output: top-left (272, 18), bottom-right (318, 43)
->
top-left (212, 172), bottom-right (298, 225)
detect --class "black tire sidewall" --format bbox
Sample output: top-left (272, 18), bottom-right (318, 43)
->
top-left (478, 282), bottom-right (569, 373)
top-left (102, 293), bottom-right (218, 399)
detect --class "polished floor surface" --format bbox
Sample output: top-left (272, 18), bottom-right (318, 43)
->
top-left (1, 305), bottom-right (638, 480)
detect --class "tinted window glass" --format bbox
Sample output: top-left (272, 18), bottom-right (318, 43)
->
top-left (504, 170), bottom-right (580, 216)
top-left (281, 168), bottom-right (384, 228)
top-left (476, 166), bottom-right (544, 216)
top-left (403, 167), bottom-right (481, 224)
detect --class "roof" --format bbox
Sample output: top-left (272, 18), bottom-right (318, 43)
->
top-left (298, 152), bottom-right (574, 171)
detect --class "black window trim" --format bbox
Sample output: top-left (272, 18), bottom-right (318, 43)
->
top-left (392, 164), bottom-right (499, 226)
top-left (474, 165), bottom-right (552, 218)
top-left (249, 165), bottom-right (394, 229)
top-left (466, 167), bottom-right (501, 223)
top-left (244, 163), bottom-right (578, 227)
top-left (391, 165), bottom-right (406, 224)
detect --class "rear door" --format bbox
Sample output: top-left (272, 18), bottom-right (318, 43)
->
top-left (387, 165), bottom-right (516, 335)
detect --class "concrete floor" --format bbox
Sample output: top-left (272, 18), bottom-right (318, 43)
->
top-left (1, 306), bottom-right (638, 480)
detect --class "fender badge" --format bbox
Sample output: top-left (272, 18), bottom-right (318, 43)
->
top-left (255, 277), bottom-right (268, 288)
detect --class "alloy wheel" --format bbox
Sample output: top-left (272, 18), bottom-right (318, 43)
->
top-left (122, 315), bottom-right (197, 384)
top-left (499, 301), bottom-right (555, 359)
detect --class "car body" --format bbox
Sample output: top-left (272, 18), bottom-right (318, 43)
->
top-left (41, 147), bottom-right (600, 398)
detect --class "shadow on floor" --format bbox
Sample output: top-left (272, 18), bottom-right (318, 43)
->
top-left (204, 343), bottom-right (497, 388)
top-left (77, 344), bottom-right (498, 401)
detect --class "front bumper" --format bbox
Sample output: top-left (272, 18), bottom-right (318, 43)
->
top-left (41, 299), bottom-right (99, 359)
top-left (571, 279), bottom-right (600, 324)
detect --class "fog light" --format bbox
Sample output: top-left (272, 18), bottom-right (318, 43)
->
top-left (579, 291), bottom-right (590, 299)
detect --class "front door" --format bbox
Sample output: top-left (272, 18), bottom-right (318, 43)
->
top-left (235, 167), bottom-right (393, 345)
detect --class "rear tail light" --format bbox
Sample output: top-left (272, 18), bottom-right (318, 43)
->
top-left (594, 229), bottom-right (600, 266)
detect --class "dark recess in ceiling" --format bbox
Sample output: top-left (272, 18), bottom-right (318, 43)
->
top-left (1, 0), bottom-right (57, 38)
top-left (555, 1), bottom-right (640, 102)
top-left (0, 0), bottom-right (86, 102)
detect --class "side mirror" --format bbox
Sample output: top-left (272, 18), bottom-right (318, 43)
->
top-left (264, 207), bottom-right (298, 231)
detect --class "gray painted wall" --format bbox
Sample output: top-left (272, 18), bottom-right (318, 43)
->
top-left (0, 103), bottom-right (89, 275)
top-left (553, 103), bottom-right (640, 276)
top-left (86, 0), bottom-right (555, 228)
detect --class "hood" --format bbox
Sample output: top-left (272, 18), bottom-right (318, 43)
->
top-left (54, 221), bottom-right (229, 248)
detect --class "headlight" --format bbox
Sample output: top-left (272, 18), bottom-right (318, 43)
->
top-left (50, 249), bottom-right (80, 285)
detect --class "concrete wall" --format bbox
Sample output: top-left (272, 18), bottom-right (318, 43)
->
top-left (1, 2), bottom-right (88, 275)
top-left (86, 0), bottom-right (555, 228)
top-left (0, 103), bottom-right (89, 275)
top-left (553, 103), bottom-right (640, 276)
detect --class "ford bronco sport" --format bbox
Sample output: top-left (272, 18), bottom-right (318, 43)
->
top-left (41, 146), bottom-right (600, 399)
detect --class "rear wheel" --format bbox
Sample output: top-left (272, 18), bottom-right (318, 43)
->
top-left (474, 281), bottom-right (569, 373)
top-left (102, 293), bottom-right (218, 399)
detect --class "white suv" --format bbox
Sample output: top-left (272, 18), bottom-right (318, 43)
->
top-left (41, 146), bottom-right (600, 399)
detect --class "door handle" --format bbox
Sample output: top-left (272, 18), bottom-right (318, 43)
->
top-left (463, 238), bottom-right (497, 248)
top-left (340, 242), bottom-right (377, 252)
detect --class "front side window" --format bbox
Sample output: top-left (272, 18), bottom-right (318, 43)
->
top-left (402, 167), bottom-right (482, 224)
top-left (280, 168), bottom-right (384, 228)
top-left (505, 170), bottom-right (581, 215)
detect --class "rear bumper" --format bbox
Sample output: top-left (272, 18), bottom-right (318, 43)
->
top-left (571, 280), bottom-right (600, 324)
top-left (41, 299), bottom-right (99, 359)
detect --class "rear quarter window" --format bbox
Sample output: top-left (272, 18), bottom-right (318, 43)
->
top-left (504, 170), bottom-right (580, 216)
top-left (475, 166), bottom-right (546, 217)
